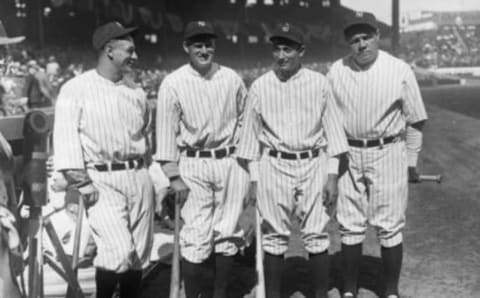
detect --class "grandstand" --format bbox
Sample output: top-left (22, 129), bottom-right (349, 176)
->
top-left (400, 10), bottom-right (480, 67)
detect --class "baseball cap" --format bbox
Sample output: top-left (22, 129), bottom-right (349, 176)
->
top-left (184, 21), bottom-right (218, 40)
top-left (92, 21), bottom-right (138, 51)
top-left (343, 11), bottom-right (378, 35)
top-left (269, 23), bottom-right (304, 45)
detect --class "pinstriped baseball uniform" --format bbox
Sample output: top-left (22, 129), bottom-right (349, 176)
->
top-left (154, 63), bottom-right (250, 263)
top-left (327, 50), bottom-right (428, 247)
top-left (236, 68), bottom-right (348, 255)
top-left (53, 69), bottom-right (155, 272)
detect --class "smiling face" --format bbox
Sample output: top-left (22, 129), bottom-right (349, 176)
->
top-left (346, 26), bottom-right (380, 68)
top-left (183, 36), bottom-right (216, 73)
top-left (271, 38), bottom-right (304, 76)
top-left (105, 36), bottom-right (138, 74)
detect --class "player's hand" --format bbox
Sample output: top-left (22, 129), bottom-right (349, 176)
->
top-left (169, 176), bottom-right (190, 208)
top-left (74, 183), bottom-right (99, 208)
top-left (245, 181), bottom-right (258, 207)
top-left (408, 166), bottom-right (420, 183)
top-left (323, 174), bottom-right (339, 219)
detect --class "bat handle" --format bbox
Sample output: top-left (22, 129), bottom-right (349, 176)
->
top-left (418, 174), bottom-right (442, 183)
top-left (256, 208), bottom-right (266, 298)
top-left (169, 196), bottom-right (181, 298)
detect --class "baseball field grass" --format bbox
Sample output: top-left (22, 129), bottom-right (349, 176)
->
top-left (140, 83), bottom-right (480, 298)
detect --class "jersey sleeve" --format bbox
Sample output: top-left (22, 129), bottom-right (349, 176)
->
top-left (322, 82), bottom-right (349, 157)
top-left (402, 66), bottom-right (428, 124)
top-left (53, 82), bottom-right (85, 170)
top-left (154, 79), bottom-right (181, 162)
top-left (236, 86), bottom-right (262, 161)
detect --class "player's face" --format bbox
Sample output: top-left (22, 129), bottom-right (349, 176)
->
top-left (108, 37), bottom-right (138, 74)
top-left (272, 42), bottom-right (304, 73)
top-left (348, 31), bottom-right (379, 67)
top-left (184, 38), bottom-right (216, 71)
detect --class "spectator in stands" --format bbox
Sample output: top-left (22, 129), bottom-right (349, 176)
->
top-left (23, 60), bottom-right (56, 108)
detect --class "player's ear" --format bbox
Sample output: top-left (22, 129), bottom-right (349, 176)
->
top-left (298, 45), bottom-right (306, 57)
top-left (105, 42), bottom-right (114, 60)
top-left (182, 41), bottom-right (189, 54)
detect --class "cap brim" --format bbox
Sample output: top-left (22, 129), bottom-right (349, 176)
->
top-left (0, 36), bottom-right (25, 45)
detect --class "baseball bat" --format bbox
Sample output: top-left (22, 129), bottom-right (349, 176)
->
top-left (255, 208), bottom-right (266, 298)
top-left (419, 174), bottom-right (442, 183)
top-left (169, 195), bottom-right (181, 298)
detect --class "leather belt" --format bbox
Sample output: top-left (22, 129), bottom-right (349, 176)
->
top-left (269, 148), bottom-right (320, 160)
top-left (94, 158), bottom-right (144, 172)
top-left (347, 136), bottom-right (396, 148)
top-left (185, 146), bottom-right (236, 159)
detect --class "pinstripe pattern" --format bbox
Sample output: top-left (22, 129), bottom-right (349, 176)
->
top-left (236, 68), bottom-right (348, 161)
top-left (154, 64), bottom-right (249, 263)
top-left (258, 151), bottom-right (330, 255)
top-left (327, 50), bottom-right (427, 139)
top-left (328, 50), bottom-right (427, 247)
top-left (337, 142), bottom-right (407, 247)
top-left (54, 70), bottom-right (151, 169)
top-left (178, 156), bottom-right (249, 262)
top-left (154, 64), bottom-right (247, 161)
top-left (53, 69), bottom-right (154, 272)
top-left (87, 168), bottom-right (154, 271)
top-left (237, 68), bottom-right (348, 255)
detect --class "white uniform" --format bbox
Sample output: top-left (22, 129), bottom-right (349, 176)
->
top-left (327, 50), bottom-right (428, 247)
top-left (53, 69), bottom-right (155, 272)
top-left (236, 68), bottom-right (348, 255)
top-left (154, 64), bottom-right (250, 263)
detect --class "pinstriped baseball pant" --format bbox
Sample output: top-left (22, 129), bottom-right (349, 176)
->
top-left (179, 156), bottom-right (250, 263)
top-left (337, 141), bottom-right (408, 248)
top-left (257, 151), bottom-right (330, 256)
top-left (86, 167), bottom-right (155, 273)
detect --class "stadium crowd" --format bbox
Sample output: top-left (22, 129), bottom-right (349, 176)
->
top-left (400, 24), bottom-right (480, 68)
top-left (0, 38), bottom-right (462, 116)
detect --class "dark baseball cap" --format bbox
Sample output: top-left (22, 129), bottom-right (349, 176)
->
top-left (343, 11), bottom-right (378, 36)
top-left (92, 21), bottom-right (138, 51)
top-left (184, 21), bottom-right (218, 40)
top-left (269, 23), bottom-right (304, 45)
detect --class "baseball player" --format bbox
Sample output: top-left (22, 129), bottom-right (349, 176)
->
top-left (327, 12), bottom-right (428, 298)
top-left (154, 21), bottom-right (250, 298)
top-left (236, 23), bottom-right (349, 298)
top-left (53, 22), bottom-right (155, 298)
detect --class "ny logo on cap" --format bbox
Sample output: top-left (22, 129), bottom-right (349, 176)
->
top-left (355, 11), bottom-right (364, 18)
top-left (197, 21), bottom-right (206, 27)
top-left (281, 23), bottom-right (290, 32)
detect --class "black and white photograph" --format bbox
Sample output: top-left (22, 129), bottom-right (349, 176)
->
top-left (1, 0), bottom-right (479, 297)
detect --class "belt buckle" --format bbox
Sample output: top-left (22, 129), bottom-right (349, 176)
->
top-left (211, 149), bottom-right (217, 159)
top-left (307, 150), bottom-right (313, 160)
top-left (379, 138), bottom-right (384, 149)
top-left (106, 161), bottom-right (112, 172)
top-left (362, 139), bottom-right (368, 148)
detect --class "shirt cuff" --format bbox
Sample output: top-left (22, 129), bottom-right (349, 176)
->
top-left (327, 157), bottom-right (339, 175)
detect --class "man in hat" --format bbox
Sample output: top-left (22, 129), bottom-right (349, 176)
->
top-left (53, 22), bottom-right (155, 298)
top-left (327, 12), bottom-right (428, 298)
top-left (154, 20), bottom-right (250, 298)
top-left (236, 22), bottom-right (348, 298)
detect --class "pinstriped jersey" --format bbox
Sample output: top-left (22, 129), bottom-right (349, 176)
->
top-left (154, 64), bottom-right (247, 162)
top-left (236, 68), bottom-right (349, 161)
top-left (327, 50), bottom-right (428, 140)
top-left (53, 70), bottom-right (151, 170)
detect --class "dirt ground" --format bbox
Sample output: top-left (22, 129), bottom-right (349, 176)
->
top-left (139, 84), bottom-right (480, 298)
